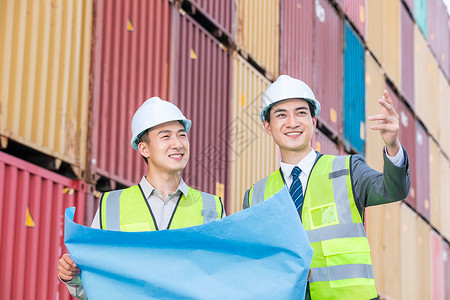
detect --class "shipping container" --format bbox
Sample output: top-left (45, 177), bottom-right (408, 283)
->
top-left (169, 9), bottom-right (232, 202)
top-left (415, 0), bottom-right (428, 37)
top-left (0, 151), bottom-right (86, 300)
top-left (441, 157), bottom-right (450, 241)
top-left (0, 0), bottom-right (92, 177)
top-left (438, 69), bottom-right (450, 156)
top-left (428, 0), bottom-right (450, 79)
top-left (431, 230), bottom-right (445, 300)
top-left (365, 51), bottom-right (385, 172)
top-left (405, 0), bottom-right (414, 13)
top-left (236, 0), bottom-right (279, 77)
top-left (280, 0), bottom-right (314, 88)
top-left (401, 204), bottom-right (417, 300)
top-left (414, 26), bottom-right (439, 139)
top-left (188, 0), bottom-right (235, 37)
top-left (314, 0), bottom-right (343, 138)
top-left (416, 217), bottom-right (431, 300)
top-left (344, 22), bottom-right (365, 154)
top-left (335, 0), bottom-right (365, 38)
top-left (393, 93), bottom-right (417, 209)
top-left (429, 139), bottom-right (441, 230)
top-left (415, 122), bottom-right (430, 221)
top-left (401, 2), bottom-right (415, 108)
top-left (366, 0), bottom-right (383, 64)
top-left (89, 0), bottom-right (171, 187)
top-left (312, 129), bottom-right (340, 155)
top-left (228, 54), bottom-right (277, 215)
top-left (444, 241), bottom-right (450, 299)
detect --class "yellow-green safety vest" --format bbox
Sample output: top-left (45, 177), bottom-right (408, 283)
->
top-left (100, 185), bottom-right (223, 231)
top-left (247, 155), bottom-right (377, 299)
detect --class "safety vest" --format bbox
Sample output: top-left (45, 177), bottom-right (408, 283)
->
top-left (248, 155), bottom-right (378, 299)
top-left (100, 185), bottom-right (222, 231)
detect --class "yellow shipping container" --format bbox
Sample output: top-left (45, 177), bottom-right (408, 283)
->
top-left (236, 0), bottom-right (279, 79)
top-left (429, 139), bottom-right (441, 231)
top-left (441, 157), bottom-right (450, 240)
top-left (401, 204), bottom-right (417, 300)
top-left (365, 51), bottom-right (385, 172)
top-left (416, 217), bottom-right (431, 300)
top-left (229, 54), bottom-right (278, 214)
top-left (383, 202), bottom-right (402, 299)
top-left (438, 70), bottom-right (449, 156)
top-left (414, 26), bottom-right (439, 139)
top-left (365, 204), bottom-right (385, 293)
top-left (0, 0), bottom-right (92, 176)
top-left (366, 0), bottom-right (400, 87)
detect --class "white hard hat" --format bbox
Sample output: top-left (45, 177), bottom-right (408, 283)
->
top-left (131, 97), bottom-right (192, 150)
top-left (260, 75), bottom-right (321, 122)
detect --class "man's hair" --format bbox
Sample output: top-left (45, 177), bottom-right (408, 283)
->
top-left (264, 100), bottom-right (316, 123)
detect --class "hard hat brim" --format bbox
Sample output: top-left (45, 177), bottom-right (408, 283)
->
top-left (259, 98), bottom-right (321, 122)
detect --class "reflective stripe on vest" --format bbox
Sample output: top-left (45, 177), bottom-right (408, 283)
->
top-left (247, 155), bottom-right (377, 299)
top-left (101, 185), bottom-right (221, 231)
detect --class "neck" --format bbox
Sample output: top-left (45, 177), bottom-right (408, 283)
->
top-left (146, 169), bottom-right (181, 199)
top-left (280, 147), bottom-right (313, 165)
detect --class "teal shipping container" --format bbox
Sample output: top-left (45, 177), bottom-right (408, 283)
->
top-left (344, 22), bottom-right (365, 154)
top-left (414, 0), bottom-right (428, 37)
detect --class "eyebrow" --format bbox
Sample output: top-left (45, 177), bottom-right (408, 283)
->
top-left (157, 129), bottom-right (186, 135)
top-left (273, 106), bottom-right (309, 114)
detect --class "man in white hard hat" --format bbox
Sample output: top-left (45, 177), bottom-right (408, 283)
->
top-left (243, 75), bottom-right (410, 300)
top-left (58, 97), bottom-right (225, 299)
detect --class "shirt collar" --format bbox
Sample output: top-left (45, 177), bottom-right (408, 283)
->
top-left (279, 149), bottom-right (317, 178)
top-left (138, 175), bottom-right (189, 199)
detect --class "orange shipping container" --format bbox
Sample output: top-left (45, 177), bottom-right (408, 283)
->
top-left (0, 0), bottom-right (92, 176)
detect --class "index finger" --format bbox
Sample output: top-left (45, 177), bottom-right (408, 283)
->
top-left (62, 253), bottom-right (77, 267)
top-left (383, 90), bottom-right (392, 104)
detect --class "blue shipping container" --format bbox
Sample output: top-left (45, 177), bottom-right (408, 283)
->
top-left (414, 0), bottom-right (428, 38)
top-left (344, 22), bottom-right (365, 154)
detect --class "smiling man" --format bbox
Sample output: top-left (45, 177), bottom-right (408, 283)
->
top-left (58, 97), bottom-right (224, 299)
top-left (243, 75), bottom-right (410, 300)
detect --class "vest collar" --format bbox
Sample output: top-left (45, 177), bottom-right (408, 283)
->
top-left (139, 175), bottom-right (189, 199)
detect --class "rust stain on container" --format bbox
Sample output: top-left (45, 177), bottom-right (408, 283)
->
top-left (89, 0), bottom-right (170, 187)
top-left (0, 151), bottom-right (86, 300)
top-left (0, 0), bottom-right (93, 173)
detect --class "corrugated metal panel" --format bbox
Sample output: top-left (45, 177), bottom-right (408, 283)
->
top-left (229, 55), bottom-right (277, 215)
top-left (280, 0), bottom-right (314, 87)
top-left (438, 70), bottom-right (449, 156)
top-left (414, 0), bottom-right (428, 37)
top-left (415, 122), bottom-right (430, 221)
top-left (344, 22), bottom-right (365, 154)
top-left (89, 0), bottom-right (171, 187)
top-left (236, 0), bottom-right (279, 77)
top-left (0, 0), bottom-right (92, 175)
top-left (366, 0), bottom-right (383, 66)
top-left (414, 26), bottom-right (439, 138)
top-left (431, 230), bottom-right (445, 300)
top-left (401, 3), bottom-right (415, 108)
top-left (312, 129), bottom-right (339, 155)
top-left (394, 94), bottom-right (417, 209)
top-left (365, 52), bottom-right (385, 172)
top-left (405, 0), bottom-right (414, 13)
top-left (336, 0), bottom-right (365, 38)
top-left (441, 157), bottom-right (450, 241)
top-left (365, 204), bottom-right (385, 293)
top-left (0, 151), bottom-right (86, 300)
top-left (401, 203), bottom-right (418, 300)
top-left (315, 0), bottom-right (343, 137)
top-left (416, 217), bottom-right (431, 300)
top-left (444, 240), bottom-right (450, 299)
top-left (169, 9), bottom-right (232, 202)
top-left (383, 0), bottom-right (400, 87)
top-left (429, 139), bottom-right (441, 230)
top-left (188, 0), bottom-right (235, 36)
top-left (428, 0), bottom-right (450, 79)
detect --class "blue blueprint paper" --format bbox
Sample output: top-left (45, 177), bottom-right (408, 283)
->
top-left (64, 187), bottom-right (313, 300)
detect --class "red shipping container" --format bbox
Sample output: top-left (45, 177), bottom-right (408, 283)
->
top-left (314, 0), bottom-right (343, 138)
top-left (89, 0), bottom-right (171, 187)
top-left (312, 129), bottom-right (340, 155)
top-left (444, 240), bottom-right (450, 300)
top-left (169, 8), bottom-right (232, 201)
top-left (336, 0), bottom-right (365, 38)
top-left (391, 86), bottom-right (417, 208)
top-left (431, 231), bottom-right (445, 300)
top-left (401, 3), bottom-right (415, 108)
top-left (415, 121), bottom-right (430, 221)
top-left (188, 0), bottom-right (235, 37)
top-left (280, 0), bottom-right (315, 88)
top-left (0, 151), bottom-right (85, 300)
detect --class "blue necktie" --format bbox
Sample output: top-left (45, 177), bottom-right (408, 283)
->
top-left (290, 166), bottom-right (304, 211)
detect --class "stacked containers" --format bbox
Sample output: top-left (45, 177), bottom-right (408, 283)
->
top-left (438, 70), bottom-right (450, 155)
top-left (401, 2), bottom-right (415, 108)
top-left (0, 151), bottom-right (86, 300)
top-left (187, 0), bottom-right (235, 37)
top-left (229, 55), bottom-right (277, 214)
top-left (280, 0), bottom-right (314, 88)
top-left (415, 0), bottom-right (428, 37)
top-left (415, 122), bottom-right (430, 221)
top-left (431, 231), bottom-right (445, 300)
top-left (0, 0), bottom-right (93, 177)
top-left (429, 139), bottom-right (441, 230)
top-left (416, 217), bottom-right (431, 299)
top-left (441, 157), bottom-right (450, 241)
top-left (335, 0), bottom-right (365, 37)
top-left (169, 8), bottom-right (232, 200)
top-left (428, 0), bottom-right (450, 79)
top-left (312, 129), bottom-right (339, 155)
top-left (89, 0), bottom-right (171, 187)
top-left (236, 0), bottom-right (279, 78)
top-left (314, 0), bottom-right (343, 137)
top-left (401, 204), bottom-right (417, 299)
top-left (344, 22), bottom-right (365, 154)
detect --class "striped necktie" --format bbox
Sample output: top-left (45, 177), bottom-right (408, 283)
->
top-left (290, 166), bottom-right (304, 211)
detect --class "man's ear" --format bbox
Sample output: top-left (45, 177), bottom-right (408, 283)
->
top-left (263, 120), bottom-right (272, 136)
top-left (312, 116), bottom-right (317, 129)
top-left (138, 141), bottom-right (150, 159)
